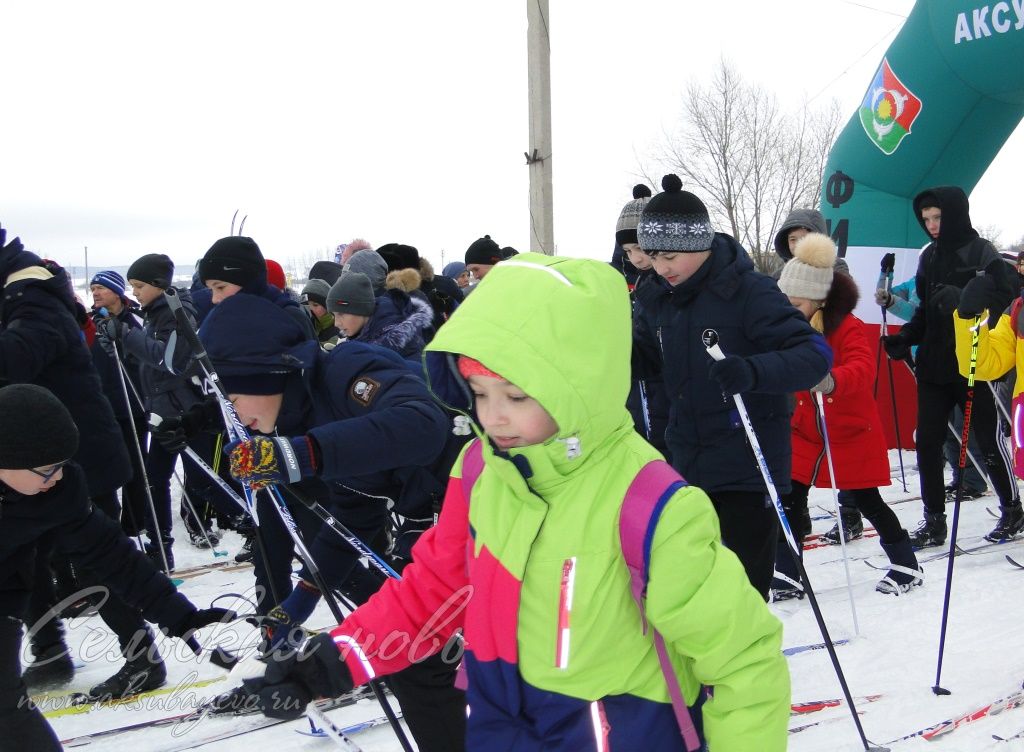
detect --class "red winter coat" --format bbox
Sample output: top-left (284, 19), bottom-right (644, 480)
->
top-left (790, 275), bottom-right (890, 490)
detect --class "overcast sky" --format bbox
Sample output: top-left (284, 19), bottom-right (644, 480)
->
top-left (2, 0), bottom-right (1021, 275)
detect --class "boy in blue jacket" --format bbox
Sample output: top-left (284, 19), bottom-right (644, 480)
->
top-left (633, 176), bottom-right (832, 599)
top-left (197, 292), bottom-right (466, 752)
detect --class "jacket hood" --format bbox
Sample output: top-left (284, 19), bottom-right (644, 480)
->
top-left (426, 253), bottom-right (633, 482)
top-left (773, 208), bottom-right (827, 260)
top-left (199, 292), bottom-right (316, 377)
top-left (913, 186), bottom-right (979, 252)
top-left (0, 241), bottom-right (80, 317)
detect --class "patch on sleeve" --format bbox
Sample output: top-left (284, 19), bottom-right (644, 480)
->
top-left (349, 377), bottom-right (382, 407)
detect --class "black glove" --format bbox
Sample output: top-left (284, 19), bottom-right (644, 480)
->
top-left (166, 607), bottom-right (237, 651)
top-left (150, 399), bottom-right (221, 452)
top-left (957, 274), bottom-right (995, 318)
top-left (242, 633), bottom-right (355, 720)
top-left (883, 334), bottom-right (910, 361)
top-left (96, 316), bottom-right (125, 354)
top-left (708, 355), bottom-right (756, 395)
top-left (880, 252), bottom-right (896, 273)
top-left (930, 284), bottom-right (962, 317)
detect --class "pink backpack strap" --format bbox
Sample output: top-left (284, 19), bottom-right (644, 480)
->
top-left (460, 438), bottom-right (485, 499)
top-left (620, 460), bottom-right (702, 752)
top-left (454, 438), bottom-right (485, 692)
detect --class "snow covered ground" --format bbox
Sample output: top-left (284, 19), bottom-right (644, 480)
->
top-left (41, 450), bottom-right (1024, 750)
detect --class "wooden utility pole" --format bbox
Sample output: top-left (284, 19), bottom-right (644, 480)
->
top-left (526, 0), bottom-right (554, 254)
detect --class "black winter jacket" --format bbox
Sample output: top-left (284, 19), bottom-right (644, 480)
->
top-left (0, 241), bottom-right (130, 496)
top-left (900, 186), bottom-right (1015, 384)
top-left (0, 462), bottom-right (194, 629)
top-left (122, 288), bottom-right (203, 420)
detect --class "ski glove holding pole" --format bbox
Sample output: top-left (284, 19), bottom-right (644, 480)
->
top-left (264, 579), bottom-right (322, 652)
top-left (707, 354), bottom-right (757, 395)
top-left (242, 633), bottom-right (355, 720)
top-left (810, 372), bottom-right (835, 394)
top-left (882, 334), bottom-right (911, 361)
top-left (875, 253), bottom-right (897, 308)
top-left (957, 274), bottom-right (995, 318)
top-left (226, 434), bottom-right (318, 490)
top-left (95, 316), bottom-right (126, 354)
top-left (149, 398), bottom-right (222, 453)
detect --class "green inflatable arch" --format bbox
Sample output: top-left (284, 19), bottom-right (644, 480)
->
top-left (820, 0), bottom-right (1024, 447)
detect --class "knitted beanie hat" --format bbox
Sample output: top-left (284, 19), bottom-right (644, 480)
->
top-left (265, 259), bottom-right (287, 291)
top-left (637, 175), bottom-right (715, 253)
top-left (126, 253), bottom-right (175, 289)
top-left (342, 250), bottom-right (389, 295)
top-left (442, 261), bottom-right (467, 279)
top-left (0, 384), bottom-right (79, 469)
top-left (301, 278), bottom-right (331, 307)
top-left (465, 235), bottom-right (503, 266)
top-left (327, 272), bottom-right (377, 317)
top-left (615, 184), bottom-right (652, 246)
top-left (308, 260), bottom-right (345, 286)
top-left (198, 236), bottom-right (267, 288)
top-left (777, 233), bottom-right (837, 301)
top-left (90, 270), bottom-right (127, 297)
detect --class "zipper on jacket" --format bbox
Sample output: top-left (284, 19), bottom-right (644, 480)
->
top-left (555, 556), bottom-right (576, 669)
top-left (656, 326), bottom-right (665, 358)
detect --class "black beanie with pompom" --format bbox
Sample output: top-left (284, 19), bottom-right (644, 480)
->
top-left (637, 175), bottom-right (714, 253)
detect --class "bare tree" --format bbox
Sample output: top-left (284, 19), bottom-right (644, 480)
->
top-left (653, 59), bottom-right (841, 273)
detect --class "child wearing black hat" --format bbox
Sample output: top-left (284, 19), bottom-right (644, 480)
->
top-left (464, 235), bottom-right (503, 284)
top-left (102, 252), bottom-right (209, 569)
top-left (0, 384), bottom-right (231, 751)
top-left (632, 175), bottom-right (832, 599)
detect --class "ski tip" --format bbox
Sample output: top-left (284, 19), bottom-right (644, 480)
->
top-left (932, 685), bottom-right (952, 696)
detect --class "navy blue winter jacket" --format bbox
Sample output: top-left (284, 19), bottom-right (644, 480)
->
top-left (0, 241), bottom-right (130, 497)
top-left (634, 233), bottom-right (832, 495)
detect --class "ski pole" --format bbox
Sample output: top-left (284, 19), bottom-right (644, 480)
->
top-left (182, 446), bottom-right (401, 581)
top-left (113, 347), bottom-right (229, 560)
top-left (815, 391), bottom-right (860, 637)
top-left (704, 333), bottom-right (887, 752)
top-left (106, 324), bottom-right (170, 574)
top-left (162, 288), bottom-right (414, 752)
top-left (171, 458), bottom-right (228, 557)
top-left (933, 313), bottom-right (981, 696)
top-left (876, 254), bottom-right (908, 492)
top-left (898, 359), bottom-right (993, 491)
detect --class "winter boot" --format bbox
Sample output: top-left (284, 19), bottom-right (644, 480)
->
top-left (234, 533), bottom-right (255, 564)
top-left (985, 502), bottom-right (1024, 542)
top-left (821, 510), bottom-right (865, 545)
top-left (909, 512), bottom-right (947, 549)
top-left (21, 641), bottom-right (75, 692)
top-left (944, 482), bottom-right (986, 502)
top-left (875, 534), bottom-right (924, 595)
top-left (183, 513), bottom-right (221, 549)
top-left (86, 650), bottom-right (167, 701)
top-left (770, 538), bottom-right (804, 602)
top-left (144, 534), bottom-right (175, 572)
